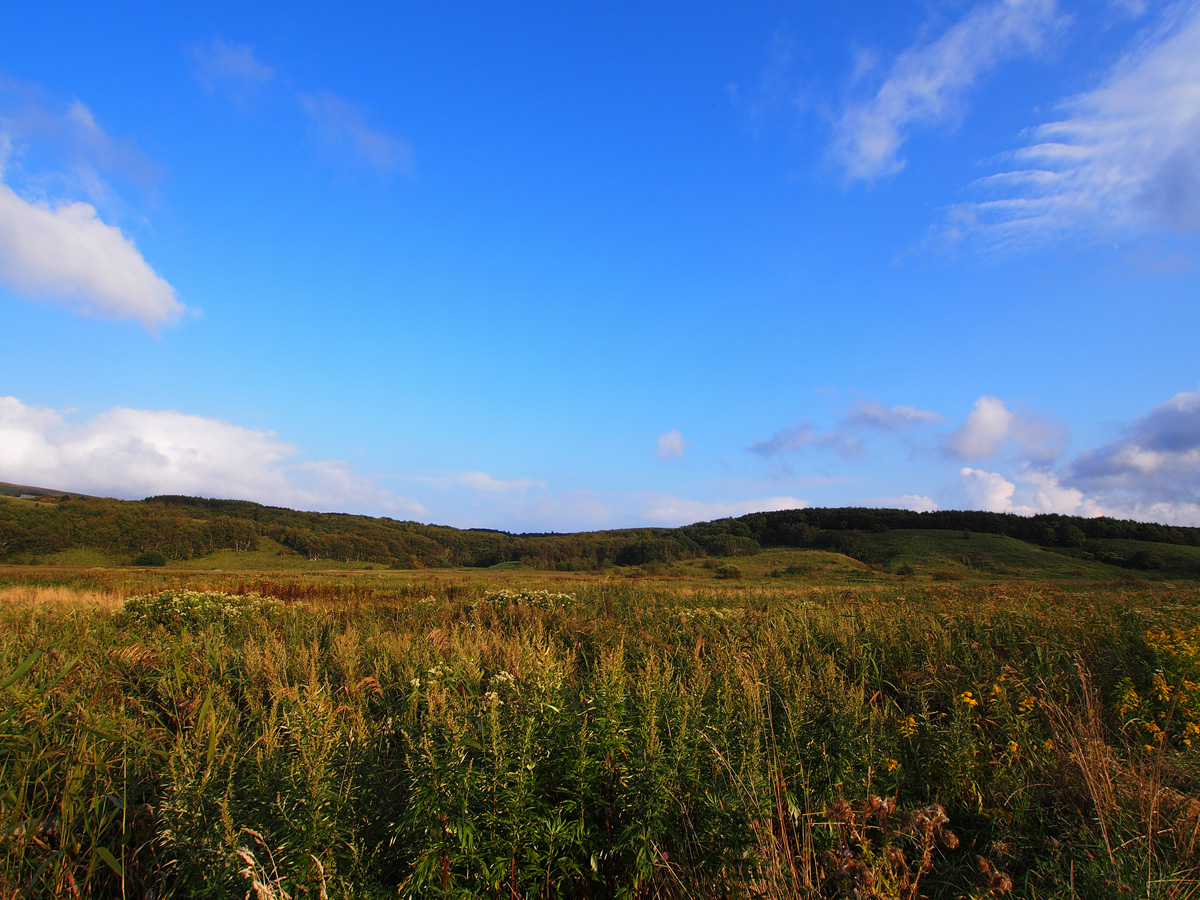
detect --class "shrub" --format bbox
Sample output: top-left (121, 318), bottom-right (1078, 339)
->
top-left (714, 563), bottom-right (743, 579)
top-left (931, 569), bottom-right (963, 582)
top-left (131, 550), bottom-right (167, 567)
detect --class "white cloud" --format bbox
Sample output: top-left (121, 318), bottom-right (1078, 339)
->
top-left (642, 494), bottom-right (807, 527)
top-left (867, 494), bottom-right (940, 513)
top-left (945, 395), bottom-right (1066, 462)
top-left (959, 466), bottom-right (1075, 515)
top-left (299, 90), bottom-right (413, 174)
top-left (656, 429), bottom-right (689, 460)
top-left (960, 467), bottom-right (1033, 513)
top-left (833, 0), bottom-right (1062, 181)
top-left (0, 396), bottom-right (423, 516)
top-left (0, 180), bottom-right (183, 327)
top-left (947, 396), bottom-right (1015, 458)
top-left (959, 465), bottom-right (1200, 526)
top-left (0, 76), bottom-right (177, 328)
top-left (1020, 469), bottom-right (1086, 514)
top-left (949, 386), bottom-right (1200, 527)
top-left (948, 3), bottom-right (1200, 247)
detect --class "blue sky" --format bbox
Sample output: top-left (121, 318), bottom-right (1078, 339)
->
top-left (2, 0), bottom-right (1199, 531)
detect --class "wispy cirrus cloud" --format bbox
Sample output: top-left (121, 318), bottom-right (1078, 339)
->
top-left (406, 471), bottom-right (547, 495)
top-left (190, 39), bottom-right (276, 104)
top-left (749, 398), bottom-right (941, 460)
top-left (299, 90), bottom-right (413, 175)
top-left (946, 2), bottom-right (1200, 249)
top-left (845, 399), bottom-right (943, 430)
top-left (191, 39), bottom-right (412, 176)
top-left (832, 0), bottom-right (1063, 182)
top-left (748, 422), bottom-right (862, 458)
top-left (0, 77), bottom-right (162, 204)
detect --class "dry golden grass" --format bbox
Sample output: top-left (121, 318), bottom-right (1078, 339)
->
top-left (0, 584), bottom-right (122, 611)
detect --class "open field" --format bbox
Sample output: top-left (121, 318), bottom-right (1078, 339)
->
top-left (3, 564), bottom-right (1200, 899)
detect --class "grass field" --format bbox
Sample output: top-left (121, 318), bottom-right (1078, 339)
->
top-left (2, 564), bottom-right (1200, 898)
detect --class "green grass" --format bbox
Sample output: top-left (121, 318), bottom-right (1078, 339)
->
top-left (870, 528), bottom-right (1114, 579)
top-left (38, 548), bottom-right (120, 567)
top-left (165, 537), bottom-right (390, 572)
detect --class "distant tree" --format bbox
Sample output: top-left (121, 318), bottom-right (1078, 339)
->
top-left (1058, 523), bottom-right (1087, 548)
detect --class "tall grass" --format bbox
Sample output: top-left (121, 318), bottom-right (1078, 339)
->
top-left (1, 581), bottom-right (1198, 897)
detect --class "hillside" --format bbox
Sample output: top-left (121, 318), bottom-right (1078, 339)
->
top-left (2, 490), bottom-right (1199, 579)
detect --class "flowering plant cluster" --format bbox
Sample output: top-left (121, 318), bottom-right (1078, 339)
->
top-left (1117, 624), bottom-right (1200, 750)
top-left (474, 589), bottom-right (578, 611)
top-left (117, 590), bottom-right (284, 630)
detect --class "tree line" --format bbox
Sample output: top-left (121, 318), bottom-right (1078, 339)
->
top-left (1, 492), bottom-right (1196, 568)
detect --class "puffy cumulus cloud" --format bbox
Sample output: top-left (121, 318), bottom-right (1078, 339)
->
top-left (0, 396), bottom-right (423, 516)
top-left (959, 466), bottom-right (1079, 515)
top-left (950, 387), bottom-right (1200, 527)
top-left (944, 396), bottom-right (1066, 462)
top-left (960, 465), bottom-right (1200, 526)
top-left (960, 467), bottom-right (1031, 514)
top-left (946, 397), bottom-right (1014, 459)
top-left (832, 0), bottom-right (1062, 182)
top-left (1065, 386), bottom-right (1200, 506)
top-left (948, 3), bottom-right (1200, 248)
top-left (656, 429), bottom-right (689, 460)
top-left (846, 400), bottom-right (943, 430)
top-left (866, 494), bottom-right (940, 513)
top-left (642, 494), bottom-right (807, 528)
top-left (0, 181), bottom-right (182, 327)
top-left (299, 91), bottom-right (413, 175)
top-left (1020, 469), bottom-right (1087, 515)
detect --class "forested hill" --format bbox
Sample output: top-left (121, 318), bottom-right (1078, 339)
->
top-left (2, 487), bottom-right (1199, 570)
